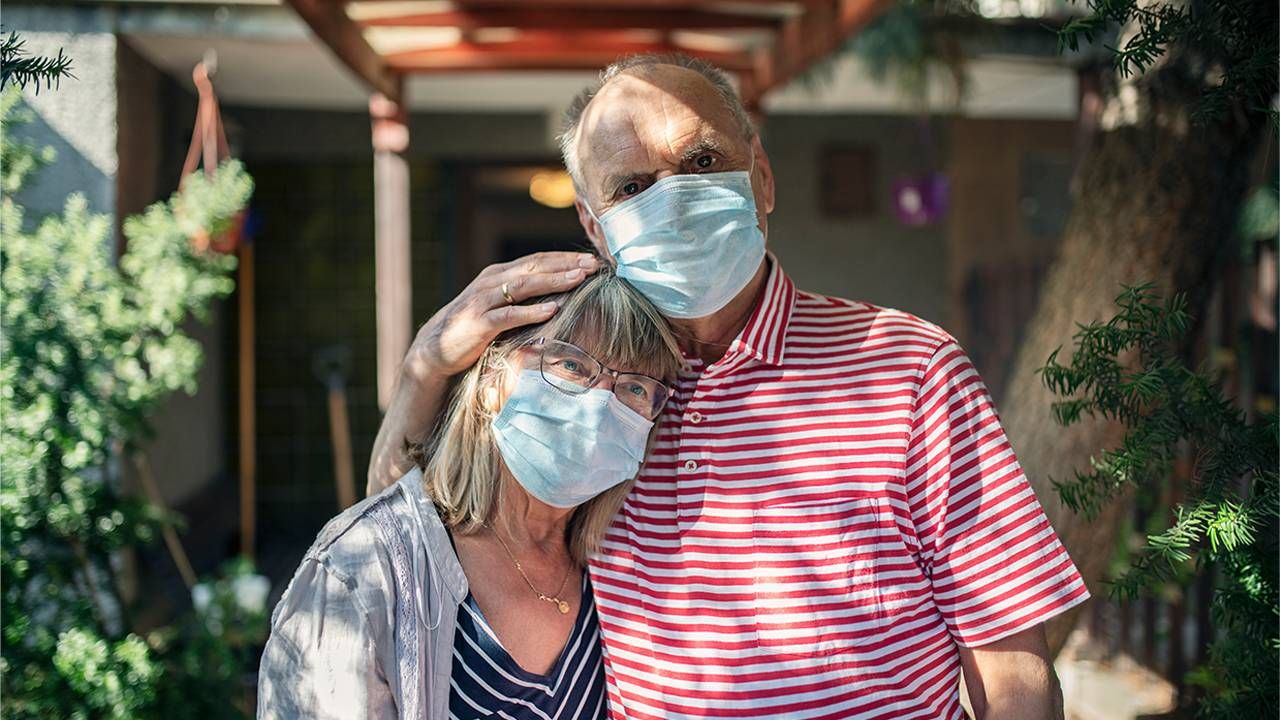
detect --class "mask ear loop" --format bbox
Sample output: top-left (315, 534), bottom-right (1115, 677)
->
top-left (400, 476), bottom-right (448, 632)
top-left (583, 197), bottom-right (610, 256)
top-left (400, 345), bottom-right (509, 632)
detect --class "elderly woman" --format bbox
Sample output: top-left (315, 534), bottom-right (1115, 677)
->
top-left (258, 267), bottom-right (681, 720)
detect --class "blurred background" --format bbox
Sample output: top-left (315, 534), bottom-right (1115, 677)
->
top-left (2, 1), bottom-right (1275, 718)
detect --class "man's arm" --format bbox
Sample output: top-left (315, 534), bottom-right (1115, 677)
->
top-left (958, 623), bottom-right (1064, 720)
top-left (366, 348), bottom-right (452, 497)
top-left (366, 252), bottom-right (599, 496)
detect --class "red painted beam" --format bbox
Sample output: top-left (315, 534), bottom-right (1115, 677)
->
top-left (386, 37), bottom-right (755, 73)
top-left (358, 7), bottom-right (779, 31)
top-left (430, 0), bottom-right (820, 7)
top-left (283, 0), bottom-right (401, 102)
top-left (742, 0), bottom-right (890, 108)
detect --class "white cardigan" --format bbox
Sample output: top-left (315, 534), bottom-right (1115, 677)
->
top-left (257, 469), bottom-right (469, 720)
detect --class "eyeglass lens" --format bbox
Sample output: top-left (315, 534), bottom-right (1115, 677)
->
top-left (539, 339), bottom-right (669, 419)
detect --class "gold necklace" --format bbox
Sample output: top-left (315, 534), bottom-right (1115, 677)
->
top-left (487, 524), bottom-right (573, 614)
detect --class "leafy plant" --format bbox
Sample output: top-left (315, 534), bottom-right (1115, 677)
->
top-left (1057, 0), bottom-right (1279, 122)
top-left (1040, 284), bottom-right (1278, 718)
top-left (153, 559), bottom-right (271, 719)
top-left (0, 30), bottom-right (74, 92)
top-left (0, 82), bottom-right (257, 717)
top-left (819, 1), bottom-right (974, 107)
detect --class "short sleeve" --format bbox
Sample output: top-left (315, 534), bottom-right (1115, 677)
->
top-left (257, 558), bottom-right (397, 720)
top-left (903, 340), bottom-right (1089, 648)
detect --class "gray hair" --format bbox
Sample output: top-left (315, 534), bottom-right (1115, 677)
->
top-left (557, 53), bottom-right (757, 190)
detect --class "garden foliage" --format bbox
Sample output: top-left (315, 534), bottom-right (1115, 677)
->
top-left (1041, 285), bottom-right (1278, 718)
top-left (0, 85), bottom-right (260, 718)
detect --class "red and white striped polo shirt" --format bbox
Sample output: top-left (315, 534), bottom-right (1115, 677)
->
top-left (588, 259), bottom-right (1089, 719)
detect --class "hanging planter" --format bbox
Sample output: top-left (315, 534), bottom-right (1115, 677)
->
top-left (892, 115), bottom-right (949, 227)
top-left (179, 60), bottom-right (244, 254)
top-left (892, 171), bottom-right (949, 226)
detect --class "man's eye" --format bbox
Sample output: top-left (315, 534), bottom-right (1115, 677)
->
top-left (622, 181), bottom-right (642, 196)
top-left (694, 154), bottom-right (716, 170)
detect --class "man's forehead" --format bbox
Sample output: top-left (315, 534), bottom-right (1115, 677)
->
top-left (575, 68), bottom-right (739, 171)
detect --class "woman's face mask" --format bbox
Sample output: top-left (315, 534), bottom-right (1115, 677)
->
top-left (490, 366), bottom-right (653, 509)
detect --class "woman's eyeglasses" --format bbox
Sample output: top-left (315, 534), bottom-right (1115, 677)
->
top-left (532, 338), bottom-right (671, 420)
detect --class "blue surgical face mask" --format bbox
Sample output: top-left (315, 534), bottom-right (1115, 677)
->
top-left (491, 369), bottom-right (653, 508)
top-left (589, 169), bottom-right (766, 319)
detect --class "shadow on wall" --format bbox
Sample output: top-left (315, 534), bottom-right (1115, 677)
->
top-left (6, 6), bottom-right (122, 222)
top-left (10, 103), bottom-right (115, 221)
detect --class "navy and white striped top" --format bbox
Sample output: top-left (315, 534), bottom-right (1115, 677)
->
top-left (448, 576), bottom-right (607, 720)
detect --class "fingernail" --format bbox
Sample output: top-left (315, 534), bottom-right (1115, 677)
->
top-left (565, 268), bottom-right (584, 280)
top-left (541, 301), bottom-right (559, 312)
top-left (579, 256), bottom-right (598, 269)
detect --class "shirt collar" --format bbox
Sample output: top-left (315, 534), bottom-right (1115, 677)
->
top-left (722, 253), bottom-right (795, 368)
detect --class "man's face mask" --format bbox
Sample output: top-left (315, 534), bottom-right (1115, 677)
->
top-left (588, 168), bottom-right (766, 320)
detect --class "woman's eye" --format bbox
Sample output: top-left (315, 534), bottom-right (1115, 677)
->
top-left (621, 382), bottom-right (649, 399)
top-left (559, 359), bottom-right (584, 374)
top-left (622, 181), bottom-right (642, 196)
top-left (694, 154), bottom-right (716, 170)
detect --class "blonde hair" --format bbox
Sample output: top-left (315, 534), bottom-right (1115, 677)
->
top-left (408, 267), bottom-right (683, 565)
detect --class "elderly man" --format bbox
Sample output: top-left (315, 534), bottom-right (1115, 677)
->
top-left (368, 55), bottom-right (1087, 720)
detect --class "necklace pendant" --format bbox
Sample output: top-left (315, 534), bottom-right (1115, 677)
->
top-left (556, 599), bottom-right (570, 614)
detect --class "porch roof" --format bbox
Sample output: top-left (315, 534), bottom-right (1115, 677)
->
top-left (281, 0), bottom-right (891, 109)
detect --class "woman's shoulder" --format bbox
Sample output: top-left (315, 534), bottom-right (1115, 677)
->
top-left (306, 470), bottom-right (444, 569)
top-left (270, 471), bottom-right (456, 625)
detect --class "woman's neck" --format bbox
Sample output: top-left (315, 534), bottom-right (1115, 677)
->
top-left (490, 476), bottom-right (574, 554)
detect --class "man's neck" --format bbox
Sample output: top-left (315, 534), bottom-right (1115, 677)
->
top-left (673, 259), bottom-right (769, 366)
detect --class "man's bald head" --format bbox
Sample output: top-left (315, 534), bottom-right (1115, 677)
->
top-left (558, 54), bottom-right (756, 190)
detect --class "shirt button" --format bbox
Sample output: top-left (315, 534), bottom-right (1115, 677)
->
top-left (683, 460), bottom-right (698, 472)
top-left (689, 411), bottom-right (703, 424)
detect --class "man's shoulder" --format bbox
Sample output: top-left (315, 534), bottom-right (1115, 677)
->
top-left (790, 289), bottom-right (956, 349)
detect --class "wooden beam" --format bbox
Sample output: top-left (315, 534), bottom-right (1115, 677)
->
top-left (387, 37), bottom-right (755, 73)
top-left (283, 0), bottom-right (402, 103)
top-left (742, 0), bottom-right (890, 107)
top-left (418, 0), bottom-right (820, 6)
top-left (370, 83), bottom-right (412, 412)
top-left (358, 7), bottom-right (779, 30)
top-left (237, 242), bottom-right (256, 560)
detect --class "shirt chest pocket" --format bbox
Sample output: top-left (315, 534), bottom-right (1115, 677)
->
top-left (748, 494), bottom-right (923, 658)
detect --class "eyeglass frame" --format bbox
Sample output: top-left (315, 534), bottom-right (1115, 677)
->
top-left (519, 337), bottom-right (673, 420)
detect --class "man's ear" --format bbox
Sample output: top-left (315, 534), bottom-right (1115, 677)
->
top-left (751, 135), bottom-right (776, 215)
top-left (575, 196), bottom-right (609, 256)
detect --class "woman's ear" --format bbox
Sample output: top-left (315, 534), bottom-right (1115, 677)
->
top-left (481, 384), bottom-right (500, 414)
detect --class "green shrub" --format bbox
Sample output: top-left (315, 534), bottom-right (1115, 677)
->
top-left (0, 85), bottom-right (259, 718)
top-left (1041, 284), bottom-right (1278, 717)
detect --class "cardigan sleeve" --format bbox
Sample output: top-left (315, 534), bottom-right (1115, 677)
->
top-left (257, 556), bottom-right (398, 720)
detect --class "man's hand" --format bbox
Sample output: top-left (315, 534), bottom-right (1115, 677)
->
top-left (366, 251), bottom-right (600, 496)
top-left (959, 623), bottom-right (1064, 720)
top-left (406, 252), bottom-right (600, 381)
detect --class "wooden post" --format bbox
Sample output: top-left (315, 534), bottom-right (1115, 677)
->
top-left (238, 241), bottom-right (256, 559)
top-left (327, 383), bottom-right (357, 511)
top-left (315, 346), bottom-right (358, 511)
top-left (371, 80), bottom-right (411, 411)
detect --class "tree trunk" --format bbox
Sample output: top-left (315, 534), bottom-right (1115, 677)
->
top-left (998, 56), bottom-right (1268, 656)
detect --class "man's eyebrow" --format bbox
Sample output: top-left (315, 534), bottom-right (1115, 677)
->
top-left (600, 170), bottom-right (647, 196)
top-left (679, 136), bottom-right (725, 163)
top-left (597, 135), bottom-right (730, 196)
